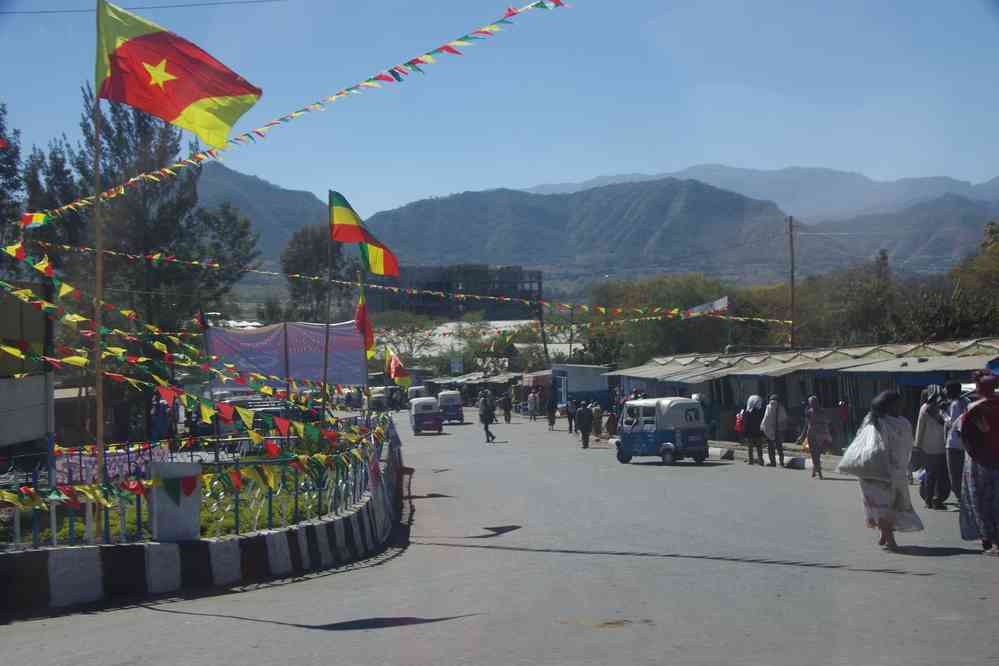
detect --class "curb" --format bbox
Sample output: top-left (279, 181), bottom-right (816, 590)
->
top-left (1, 436), bottom-right (404, 619)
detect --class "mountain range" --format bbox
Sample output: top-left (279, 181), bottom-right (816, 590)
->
top-left (196, 162), bottom-right (996, 286)
top-left (526, 164), bottom-right (999, 223)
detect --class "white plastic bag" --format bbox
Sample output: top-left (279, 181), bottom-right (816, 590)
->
top-left (836, 423), bottom-right (891, 480)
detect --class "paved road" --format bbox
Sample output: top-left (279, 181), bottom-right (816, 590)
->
top-left (3, 415), bottom-right (997, 665)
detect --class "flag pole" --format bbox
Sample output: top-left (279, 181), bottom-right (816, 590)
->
top-left (92, 92), bottom-right (108, 542)
top-left (319, 226), bottom-right (334, 424)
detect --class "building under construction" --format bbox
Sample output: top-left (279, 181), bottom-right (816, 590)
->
top-left (367, 264), bottom-right (543, 320)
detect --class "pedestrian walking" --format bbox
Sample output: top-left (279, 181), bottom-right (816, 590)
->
top-left (761, 394), bottom-right (789, 467)
top-left (605, 408), bottom-right (618, 438)
top-left (527, 389), bottom-right (539, 422)
top-left (592, 403), bottom-right (603, 437)
top-left (546, 395), bottom-right (558, 431)
top-left (849, 391), bottom-right (924, 551)
top-left (959, 370), bottom-right (999, 555)
top-left (576, 401), bottom-right (593, 449)
top-left (743, 395), bottom-right (766, 466)
top-left (499, 393), bottom-right (512, 424)
top-left (944, 381), bottom-right (968, 504)
top-left (566, 400), bottom-right (576, 433)
top-left (478, 390), bottom-right (496, 443)
top-left (914, 386), bottom-right (950, 509)
top-left (798, 396), bottom-right (833, 479)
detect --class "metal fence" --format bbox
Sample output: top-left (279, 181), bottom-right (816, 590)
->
top-left (0, 415), bottom-right (387, 550)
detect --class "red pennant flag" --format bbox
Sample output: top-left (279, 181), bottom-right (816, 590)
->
top-left (505, 6), bottom-right (519, 17)
top-left (272, 416), bottom-right (290, 436)
top-left (216, 402), bottom-right (234, 423)
top-left (157, 386), bottom-right (175, 406)
top-left (437, 44), bottom-right (462, 55)
top-left (121, 479), bottom-right (146, 497)
top-left (58, 484), bottom-right (82, 510)
top-left (180, 475), bottom-right (198, 496)
top-left (321, 429), bottom-right (339, 444)
top-left (264, 441), bottom-right (281, 458)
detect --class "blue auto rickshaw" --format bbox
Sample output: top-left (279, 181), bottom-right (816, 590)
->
top-left (611, 397), bottom-right (709, 465)
top-left (437, 390), bottom-right (464, 424)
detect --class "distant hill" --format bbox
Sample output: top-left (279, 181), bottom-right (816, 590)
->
top-left (365, 178), bottom-right (796, 282)
top-left (526, 164), bottom-right (985, 222)
top-left (197, 162), bottom-right (327, 262)
top-left (195, 164), bottom-right (992, 287)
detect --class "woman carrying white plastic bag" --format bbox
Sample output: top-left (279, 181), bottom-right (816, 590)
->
top-left (838, 391), bottom-right (924, 551)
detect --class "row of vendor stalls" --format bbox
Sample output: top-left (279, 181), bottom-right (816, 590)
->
top-left (605, 338), bottom-right (999, 440)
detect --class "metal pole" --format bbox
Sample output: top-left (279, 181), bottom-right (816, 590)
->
top-left (787, 216), bottom-right (796, 348)
top-left (93, 97), bottom-right (106, 489)
top-left (320, 232), bottom-right (334, 425)
top-left (283, 322), bottom-right (291, 450)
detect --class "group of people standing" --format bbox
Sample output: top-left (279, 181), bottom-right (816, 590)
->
top-left (741, 394), bottom-right (834, 477)
top-left (837, 371), bottom-right (999, 555)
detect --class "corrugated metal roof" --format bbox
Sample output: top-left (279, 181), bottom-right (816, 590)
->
top-left (839, 354), bottom-right (999, 374)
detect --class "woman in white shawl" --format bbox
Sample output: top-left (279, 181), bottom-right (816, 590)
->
top-left (856, 391), bottom-right (924, 550)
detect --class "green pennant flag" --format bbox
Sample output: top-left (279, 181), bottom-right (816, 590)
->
top-left (304, 423), bottom-right (322, 446)
top-left (161, 477), bottom-right (182, 507)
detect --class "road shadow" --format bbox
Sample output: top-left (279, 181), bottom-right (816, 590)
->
top-left (142, 605), bottom-right (480, 631)
top-left (630, 461), bottom-right (729, 467)
top-left (411, 541), bottom-right (934, 578)
top-left (892, 545), bottom-right (982, 557)
top-left (405, 493), bottom-right (454, 499)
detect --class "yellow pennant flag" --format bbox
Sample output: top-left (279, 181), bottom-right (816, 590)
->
top-left (58, 283), bottom-right (76, 299)
top-left (150, 374), bottom-right (170, 387)
top-left (351, 448), bottom-right (365, 462)
top-left (291, 420), bottom-right (305, 439)
top-left (199, 402), bottom-right (216, 424)
top-left (0, 344), bottom-right (25, 359)
top-left (235, 405), bottom-right (255, 430)
top-left (312, 453), bottom-right (328, 466)
top-left (61, 356), bottom-right (90, 368)
top-left (152, 341), bottom-right (169, 354)
top-left (247, 430), bottom-right (264, 445)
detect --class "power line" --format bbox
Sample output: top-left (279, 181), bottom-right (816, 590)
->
top-left (0, 0), bottom-right (286, 15)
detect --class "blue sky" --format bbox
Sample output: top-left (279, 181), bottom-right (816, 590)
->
top-left (2, 0), bottom-right (999, 217)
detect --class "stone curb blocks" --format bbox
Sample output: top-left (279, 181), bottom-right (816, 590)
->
top-left (1, 441), bottom-right (403, 617)
top-left (0, 494), bottom-right (390, 617)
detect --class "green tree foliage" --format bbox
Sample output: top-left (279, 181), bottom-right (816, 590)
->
top-left (280, 224), bottom-right (353, 322)
top-left (0, 103), bottom-right (24, 274)
top-left (371, 310), bottom-right (437, 362)
top-left (255, 295), bottom-right (289, 325)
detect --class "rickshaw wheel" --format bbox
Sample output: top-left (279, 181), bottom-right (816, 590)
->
top-left (616, 449), bottom-right (632, 464)
top-left (661, 450), bottom-right (676, 466)
top-left (693, 455), bottom-right (706, 464)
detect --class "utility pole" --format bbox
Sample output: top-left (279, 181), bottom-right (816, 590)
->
top-left (787, 215), bottom-right (796, 349)
top-left (536, 273), bottom-right (551, 367)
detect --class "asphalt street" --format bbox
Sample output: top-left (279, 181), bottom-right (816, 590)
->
top-left (3, 414), bottom-right (997, 665)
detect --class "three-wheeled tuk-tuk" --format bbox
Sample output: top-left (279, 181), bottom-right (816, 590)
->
top-left (437, 390), bottom-right (464, 424)
top-left (610, 397), bottom-right (709, 465)
top-left (410, 396), bottom-right (443, 435)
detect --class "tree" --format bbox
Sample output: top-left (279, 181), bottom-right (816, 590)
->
top-left (0, 103), bottom-right (23, 275)
top-left (371, 310), bottom-right (438, 361)
top-left (57, 85), bottom-right (260, 329)
top-left (280, 224), bottom-right (354, 322)
top-left (256, 295), bottom-right (289, 325)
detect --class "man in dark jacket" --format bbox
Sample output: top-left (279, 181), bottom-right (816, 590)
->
top-left (575, 402), bottom-right (594, 449)
top-left (744, 395), bottom-right (766, 466)
top-left (566, 400), bottom-right (576, 434)
top-left (478, 391), bottom-right (496, 443)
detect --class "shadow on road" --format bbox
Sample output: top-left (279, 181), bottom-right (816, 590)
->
top-left (142, 605), bottom-right (480, 630)
top-left (630, 461), bottom-right (730, 467)
top-left (405, 493), bottom-right (454, 499)
top-left (411, 541), bottom-right (934, 577)
top-left (892, 545), bottom-right (982, 557)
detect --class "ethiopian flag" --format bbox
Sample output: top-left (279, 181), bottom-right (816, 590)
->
top-left (354, 287), bottom-right (375, 359)
top-left (358, 230), bottom-right (400, 277)
top-left (329, 190), bottom-right (400, 277)
top-left (96, 0), bottom-right (261, 149)
top-left (329, 191), bottom-right (366, 243)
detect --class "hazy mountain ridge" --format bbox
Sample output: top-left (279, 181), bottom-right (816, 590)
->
top-left (197, 164), bottom-right (991, 284)
top-left (526, 164), bottom-right (994, 222)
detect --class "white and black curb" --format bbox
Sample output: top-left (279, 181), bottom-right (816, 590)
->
top-left (1, 435), bottom-right (403, 617)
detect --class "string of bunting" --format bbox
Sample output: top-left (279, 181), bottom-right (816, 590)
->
top-left (26, 239), bottom-right (787, 322)
top-left (0, 420), bottom-right (390, 511)
top-left (11, 0), bottom-right (568, 231)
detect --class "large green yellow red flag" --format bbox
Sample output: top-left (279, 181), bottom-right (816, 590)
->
top-left (329, 191), bottom-right (366, 243)
top-left (385, 346), bottom-right (412, 390)
top-left (329, 191), bottom-right (400, 277)
top-left (96, 0), bottom-right (261, 149)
